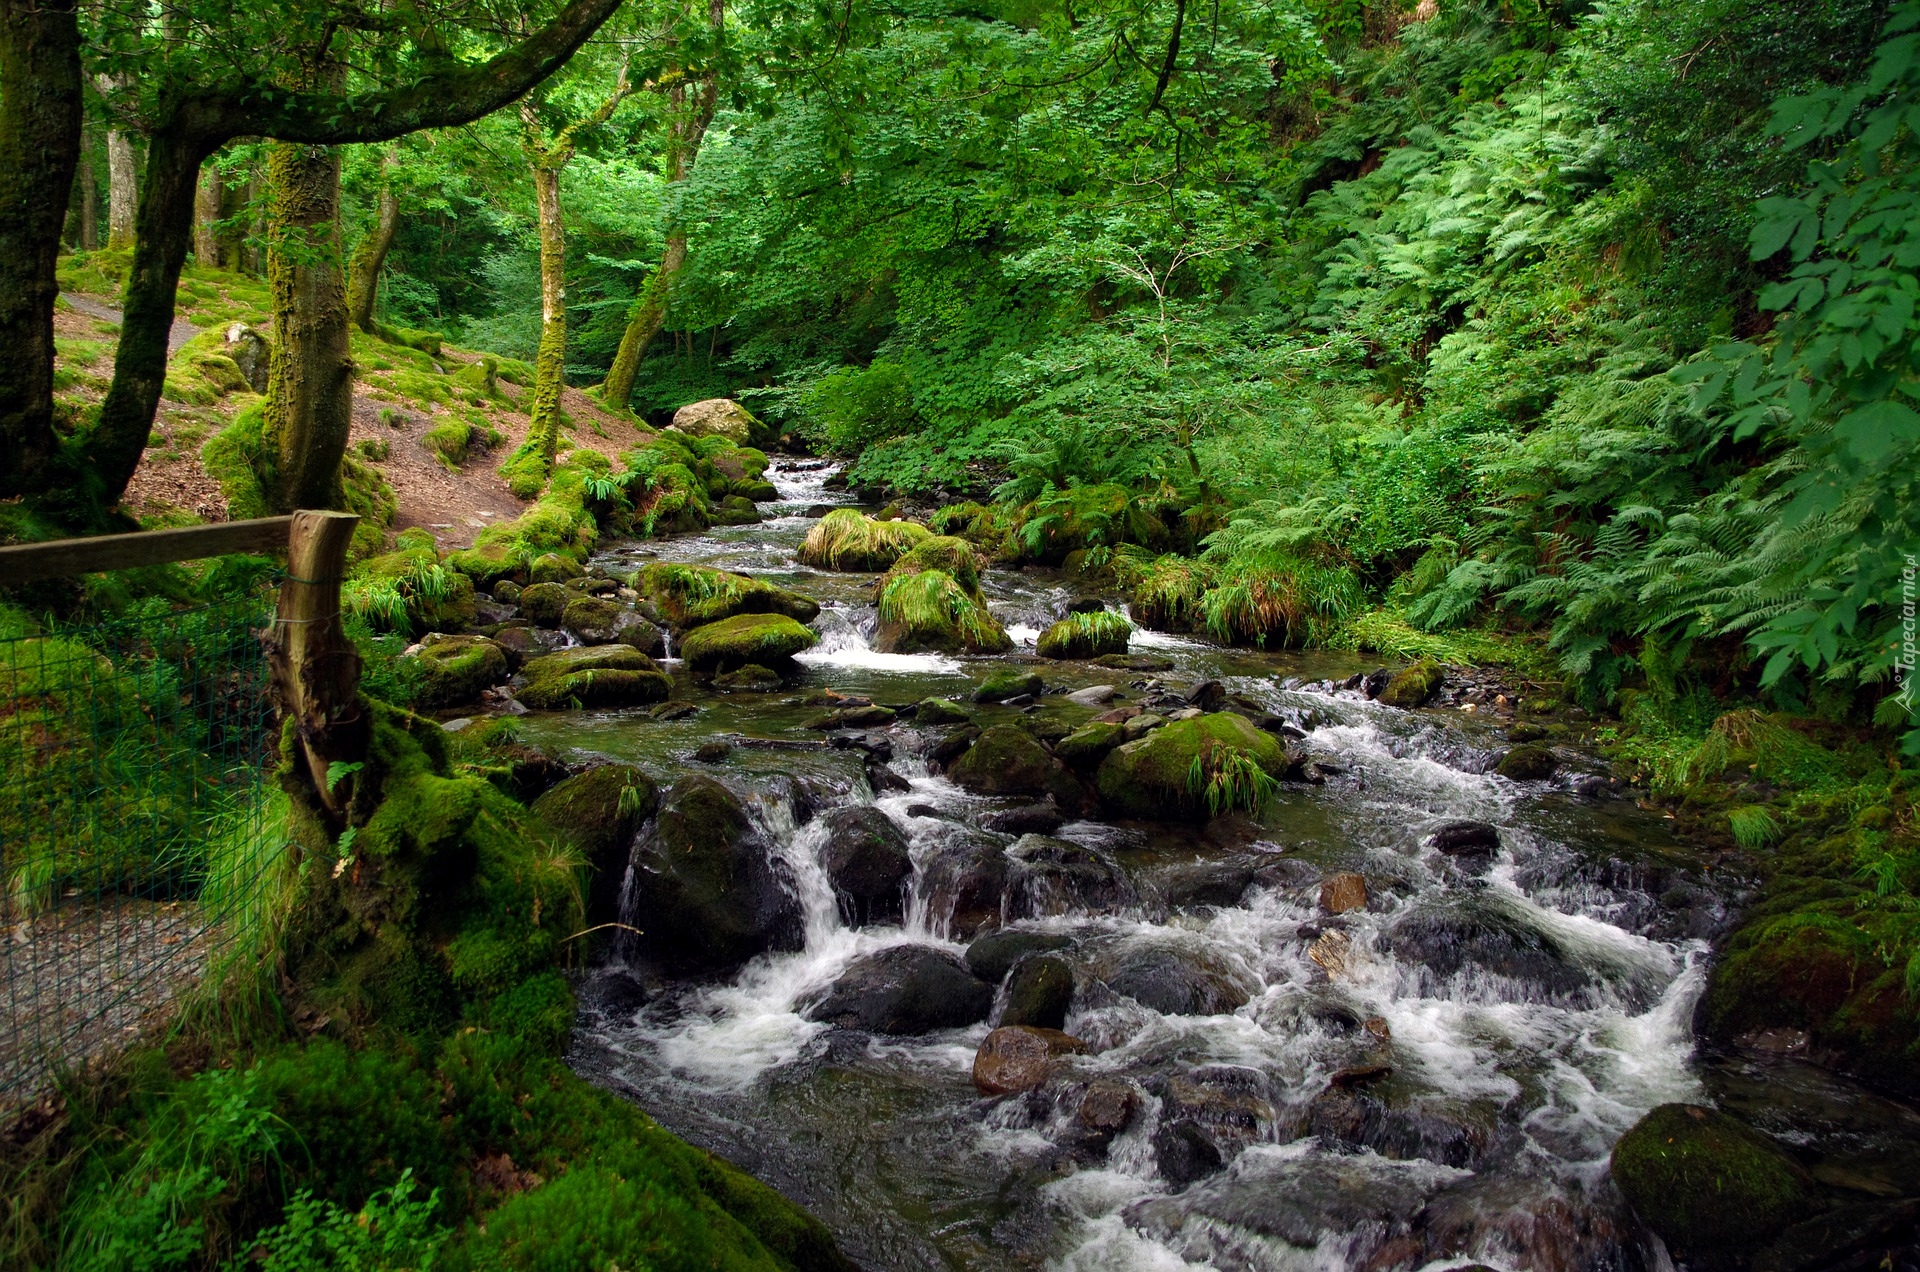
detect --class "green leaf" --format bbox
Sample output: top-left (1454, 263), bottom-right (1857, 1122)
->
top-left (1836, 398), bottom-right (1920, 461)
top-left (326, 760), bottom-right (365, 794)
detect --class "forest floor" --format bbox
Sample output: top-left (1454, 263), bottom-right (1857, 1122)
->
top-left (53, 261), bottom-right (648, 550)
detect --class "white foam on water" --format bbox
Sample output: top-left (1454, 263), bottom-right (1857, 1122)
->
top-left (797, 606), bottom-right (964, 673)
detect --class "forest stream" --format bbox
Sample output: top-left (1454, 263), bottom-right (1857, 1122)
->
top-left (492, 462), bottom-right (1920, 1271)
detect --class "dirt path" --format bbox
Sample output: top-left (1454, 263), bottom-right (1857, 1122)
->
top-left (62, 293), bottom-right (201, 356)
top-left (55, 290), bottom-right (655, 548)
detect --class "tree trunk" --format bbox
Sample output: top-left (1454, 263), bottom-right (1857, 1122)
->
top-left (601, 14), bottom-right (720, 414)
top-left (193, 159), bottom-right (222, 265)
top-left (601, 233), bottom-right (686, 411)
top-left (523, 162), bottom-right (567, 472)
top-left (85, 128), bottom-right (212, 505)
top-left (0, 0), bottom-right (82, 500)
top-left (264, 138), bottom-right (353, 513)
top-left (104, 126), bottom-right (136, 250)
top-left (77, 149), bottom-right (96, 249)
top-left (345, 156), bottom-right (399, 333)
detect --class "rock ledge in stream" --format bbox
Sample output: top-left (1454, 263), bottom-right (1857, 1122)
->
top-left (818, 806), bottom-right (912, 926)
top-left (680, 612), bottom-right (819, 673)
top-left (1611, 1103), bottom-right (1814, 1256)
top-left (625, 775), bottom-right (804, 973)
top-left (1095, 713), bottom-right (1293, 821)
top-left (516, 645), bottom-right (671, 709)
top-left (805, 945), bottom-right (993, 1034)
top-left (972, 1025), bottom-right (1086, 1095)
top-left (947, 725), bottom-right (1084, 809)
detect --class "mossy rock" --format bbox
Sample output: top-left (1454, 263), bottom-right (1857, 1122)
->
top-left (445, 539), bottom-right (525, 588)
top-left (529, 551), bottom-right (586, 585)
top-left (532, 764), bottom-right (658, 922)
top-left (1376, 658), bottom-right (1443, 708)
top-left (632, 562), bottom-right (821, 630)
top-left (562, 596), bottom-right (624, 645)
top-left (713, 494), bottom-right (764, 526)
top-left (874, 569), bottom-right (1013, 655)
top-left (915, 698), bottom-right (972, 726)
top-left (1055, 721), bottom-right (1125, 771)
top-left (737, 479), bottom-right (779, 502)
top-left (885, 535), bottom-right (985, 593)
top-left (680, 613), bottom-right (819, 674)
top-left (947, 725), bottom-right (1083, 808)
top-left (671, 398), bottom-right (773, 447)
top-left (973, 669), bottom-right (1043, 703)
top-left (1009, 483), bottom-right (1165, 566)
top-left (1495, 742), bottom-right (1559, 781)
top-left (518, 581), bottom-right (571, 628)
top-left (1093, 653), bottom-right (1175, 672)
top-left (409, 634), bottom-right (509, 709)
top-left (1611, 1103), bottom-right (1813, 1253)
top-left (1036, 611), bottom-right (1132, 660)
top-left (517, 645), bottom-right (672, 710)
top-left (1095, 712), bottom-right (1289, 821)
top-left (797, 509), bottom-right (931, 572)
top-left (715, 663), bottom-right (784, 691)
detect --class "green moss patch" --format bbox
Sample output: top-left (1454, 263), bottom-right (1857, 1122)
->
top-left (1096, 713), bottom-right (1290, 821)
top-left (796, 509), bottom-right (930, 572)
top-left (680, 613), bottom-right (819, 674)
top-left (633, 563), bottom-right (821, 630)
top-left (1610, 1103), bottom-right (1812, 1253)
top-left (1036, 611), bottom-right (1131, 660)
top-left (874, 569), bottom-right (1012, 655)
top-left (517, 645), bottom-right (672, 710)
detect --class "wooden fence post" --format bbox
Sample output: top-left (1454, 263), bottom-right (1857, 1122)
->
top-left (269, 511), bottom-right (364, 816)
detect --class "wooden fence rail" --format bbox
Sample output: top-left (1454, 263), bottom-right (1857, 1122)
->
top-left (0, 516), bottom-right (297, 584)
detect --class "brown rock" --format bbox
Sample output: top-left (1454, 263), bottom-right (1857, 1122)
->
top-left (1078, 1079), bottom-right (1141, 1136)
top-left (972, 1025), bottom-right (1087, 1096)
top-left (1308, 929), bottom-right (1352, 977)
top-left (1319, 872), bottom-right (1368, 915)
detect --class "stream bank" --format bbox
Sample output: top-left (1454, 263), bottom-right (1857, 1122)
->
top-left (449, 458), bottom-right (1919, 1271)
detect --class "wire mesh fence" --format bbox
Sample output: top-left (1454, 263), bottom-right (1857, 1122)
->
top-left (0, 594), bottom-right (286, 1107)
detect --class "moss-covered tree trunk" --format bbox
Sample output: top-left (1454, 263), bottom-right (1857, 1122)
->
top-left (345, 149), bottom-right (399, 333)
top-left (0, 0), bottom-right (81, 501)
top-left (602, 6), bottom-right (721, 414)
top-left (522, 160), bottom-right (568, 476)
top-left (601, 232), bottom-right (685, 413)
top-left (264, 138), bottom-right (353, 512)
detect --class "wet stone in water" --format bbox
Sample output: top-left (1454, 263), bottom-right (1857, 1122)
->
top-left (972, 1025), bottom-right (1086, 1096)
top-left (1319, 872), bottom-right (1368, 915)
top-left (806, 945), bottom-right (993, 1035)
top-left (966, 928), bottom-right (1075, 983)
top-left (998, 953), bottom-right (1075, 1030)
top-left (1099, 943), bottom-right (1250, 1016)
top-left (817, 806), bottom-right (912, 927)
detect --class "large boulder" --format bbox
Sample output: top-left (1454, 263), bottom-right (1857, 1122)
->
top-left (516, 644), bottom-right (672, 710)
top-left (517, 581), bottom-right (571, 628)
top-left (972, 1025), bottom-right (1086, 1095)
top-left (531, 765), bottom-right (658, 922)
top-left (818, 806), bottom-right (913, 926)
top-left (1097, 943), bottom-right (1252, 1016)
top-left (1005, 835), bottom-right (1136, 919)
top-left (874, 565), bottom-right (1012, 655)
top-left (1036, 612), bottom-right (1132, 661)
top-left (1611, 1104), bottom-right (1813, 1256)
top-left (1054, 722), bottom-right (1125, 772)
top-left (921, 835), bottom-right (1011, 939)
top-left (409, 634), bottom-right (508, 708)
top-left (631, 563), bottom-right (820, 630)
top-left (680, 613), bottom-right (819, 674)
top-left (626, 775), bottom-right (804, 973)
top-left (528, 552), bottom-right (585, 585)
top-left (670, 398), bottom-right (770, 446)
top-left (797, 509), bottom-right (930, 572)
top-left (1495, 742), bottom-right (1559, 781)
top-left (805, 945), bottom-right (993, 1034)
top-left (999, 953), bottom-right (1075, 1030)
top-left (1382, 900), bottom-right (1606, 1006)
top-left (1376, 658), bottom-right (1442, 708)
top-left (1094, 713), bottom-right (1291, 821)
top-left (561, 596), bottom-right (624, 645)
top-left (947, 726), bottom-right (1083, 809)
top-left (967, 929), bottom-right (1074, 983)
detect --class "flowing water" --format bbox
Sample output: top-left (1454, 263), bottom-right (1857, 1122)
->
top-left (507, 460), bottom-right (1908, 1270)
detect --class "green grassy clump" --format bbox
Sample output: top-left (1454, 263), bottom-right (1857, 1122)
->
top-left (632, 563), bottom-right (819, 629)
top-left (1095, 712), bottom-right (1291, 821)
top-left (55, 248), bottom-right (134, 297)
top-left (1193, 553), bottom-right (1363, 649)
top-left (445, 455), bottom-right (601, 585)
top-left (679, 613), bottom-right (819, 673)
top-left (1005, 484), bottom-right (1165, 568)
top-left (425, 418), bottom-right (475, 468)
top-left (884, 535), bottom-right (985, 593)
top-left (1035, 610), bottom-right (1131, 660)
top-left (201, 402), bottom-right (395, 561)
top-left (344, 540), bottom-right (474, 637)
top-left (874, 569), bottom-right (1011, 655)
top-left (1330, 608), bottom-right (1551, 678)
top-left (796, 509), bottom-right (929, 572)
top-left (1114, 551), bottom-right (1214, 632)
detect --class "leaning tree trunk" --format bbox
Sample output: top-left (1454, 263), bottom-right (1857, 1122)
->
top-left (264, 138), bottom-right (353, 513)
top-left (522, 161), bottom-right (568, 474)
top-left (0, 0), bottom-right (82, 500)
top-left (193, 160), bottom-right (223, 265)
top-left (601, 232), bottom-right (685, 411)
top-left (85, 127), bottom-right (213, 503)
top-left (345, 158), bottom-right (399, 333)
